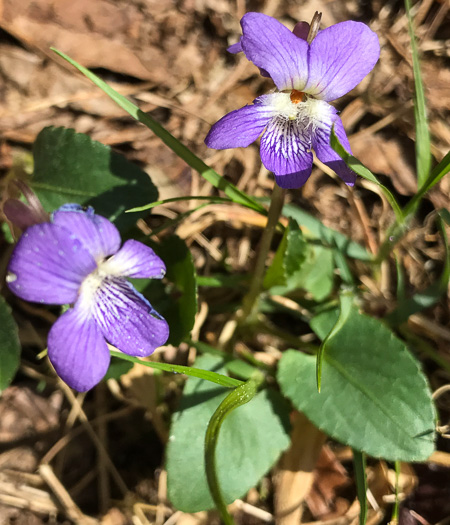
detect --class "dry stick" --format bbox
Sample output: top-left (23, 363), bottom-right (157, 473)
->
top-left (41, 406), bottom-right (137, 464)
top-left (39, 464), bottom-right (97, 525)
top-left (95, 383), bottom-right (110, 515)
top-left (57, 380), bottom-right (129, 496)
top-left (156, 470), bottom-right (168, 525)
top-left (348, 190), bottom-right (378, 254)
top-left (55, 390), bottom-right (86, 479)
top-left (69, 469), bottom-right (98, 500)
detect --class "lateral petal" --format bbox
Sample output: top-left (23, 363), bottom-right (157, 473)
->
top-left (313, 116), bottom-right (356, 185)
top-left (205, 97), bottom-right (274, 149)
top-left (52, 204), bottom-right (121, 261)
top-left (7, 222), bottom-right (96, 304)
top-left (101, 239), bottom-right (166, 279)
top-left (93, 278), bottom-right (169, 357)
top-left (48, 305), bottom-right (110, 392)
top-left (239, 12), bottom-right (309, 91)
top-left (260, 116), bottom-right (314, 189)
top-left (305, 21), bottom-right (380, 101)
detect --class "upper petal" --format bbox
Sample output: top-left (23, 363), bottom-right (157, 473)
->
top-left (205, 97), bottom-right (275, 149)
top-left (260, 116), bottom-right (314, 189)
top-left (48, 304), bottom-right (110, 392)
top-left (7, 222), bottom-right (96, 304)
top-left (93, 278), bottom-right (169, 357)
top-left (101, 239), bottom-right (166, 279)
top-left (52, 204), bottom-right (121, 262)
top-left (292, 21), bottom-right (310, 41)
top-left (313, 116), bottom-right (356, 185)
top-left (305, 21), bottom-right (380, 101)
top-left (239, 12), bottom-right (309, 91)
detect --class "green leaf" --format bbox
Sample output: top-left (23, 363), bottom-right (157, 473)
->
top-left (32, 127), bottom-right (158, 232)
top-left (0, 296), bottom-right (21, 391)
top-left (264, 220), bottom-right (307, 288)
top-left (278, 307), bottom-right (436, 461)
top-left (103, 357), bottom-right (133, 381)
top-left (152, 236), bottom-right (197, 346)
top-left (329, 128), bottom-right (404, 222)
top-left (282, 204), bottom-right (371, 261)
top-left (310, 307), bottom-right (340, 340)
top-left (196, 274), bottom-right (247, 288)
top-left (269, 243), bottom-right (335, 302)
top-left (292, 245), bottom-right (335, 301)
top-left (405, 0), bottom-right (431, 187)
top-left (51, 49), bottom-right (265, 216)
top-left (2, 222), bottom-right (14, 244)
top-left (191, 340), bottom-right (258, 380)
top-left (167, 355), bottom-right (290, 512)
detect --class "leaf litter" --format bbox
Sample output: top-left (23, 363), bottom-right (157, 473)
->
top-left (0, 0), bottom-right (449, 523)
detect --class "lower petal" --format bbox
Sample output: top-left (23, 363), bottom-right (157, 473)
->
top-left (48, 305), bottom-right (110, 392)
top-left (205, 97), bottom-right (275, 150)
top-left (93, 278), bottom-right (169, 357)
top-left (260, 117), bottom-right (314, 189)
top-left (313, 116), bottom-right (356, 185)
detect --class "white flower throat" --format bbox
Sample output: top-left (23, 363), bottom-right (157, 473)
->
top-left (78, 256), bottom-right (122, 309)
top-left (272, 91), bottom-right (331, 130)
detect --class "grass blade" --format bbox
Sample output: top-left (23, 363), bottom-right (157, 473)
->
top-left (353, 449), bottom-right (368, 525)
top-left (109, 350), bottom-right (243, 388)
top-left (330, 127), bottom-right (404, 222)
top-left (51, 48), bottom-right (266, 215)
top-left (405, 0), bottom-right (431, 187)
top-left (127, 195), bottom-right (232, 213)
top-left (403, 151), bottom-right (450, 216)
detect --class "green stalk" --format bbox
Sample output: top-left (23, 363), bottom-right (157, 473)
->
top-left (391, 461), bottom-right (401, 523)
top-left (204, 373), bottom-right (264, 524)
top-left (353, 450), bottom-right (368, 525)
top-left (240, 184), bottom-right (286, 322)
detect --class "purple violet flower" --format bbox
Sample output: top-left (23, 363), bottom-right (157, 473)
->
top-left (205, 13), bottom-right (380, 189)
top-left (6, 204), bottom-right (169, 392)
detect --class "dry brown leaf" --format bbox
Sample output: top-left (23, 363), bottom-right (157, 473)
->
top-left (274, 412), bottom-right (327, 525)
top-left (0, 387), bottom-right (61, 443)
top-left (0, 0), bottom-right (164, 81)
top-left (352, 134), bottom-right (417, 196)
top-left (305, 446), bottom-right (351, 520)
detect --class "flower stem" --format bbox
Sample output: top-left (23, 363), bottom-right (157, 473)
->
top-left (204, 374), bottom-right (264, 525)
top-left (240, 184), bottom-right (286, 322)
